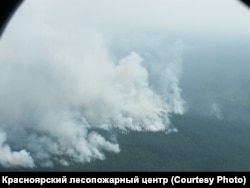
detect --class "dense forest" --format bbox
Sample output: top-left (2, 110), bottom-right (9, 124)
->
top-left (67, 115), bottom-right (250, 172)
top-left (2, 114), bottom-right (247, 172)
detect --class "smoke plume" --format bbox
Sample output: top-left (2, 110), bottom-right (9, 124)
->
top-left (0, 0), bottom-right (185, 168)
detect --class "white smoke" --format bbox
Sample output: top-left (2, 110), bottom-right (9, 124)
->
top-left (0, 131), bottom-right (35, 168)
top-left (0, 0), bottom-right (185, 168)
top-left (148, 40), bottom-right (185, 116)
top-left (209, 103), bottom-right (223, 120)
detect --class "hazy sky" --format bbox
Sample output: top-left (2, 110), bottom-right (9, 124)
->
top-left (7, 0), bottom-right (250, 36)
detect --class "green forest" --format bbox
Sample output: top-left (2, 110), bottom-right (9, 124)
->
top-left (42, 114), bottom-right (250, 172)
